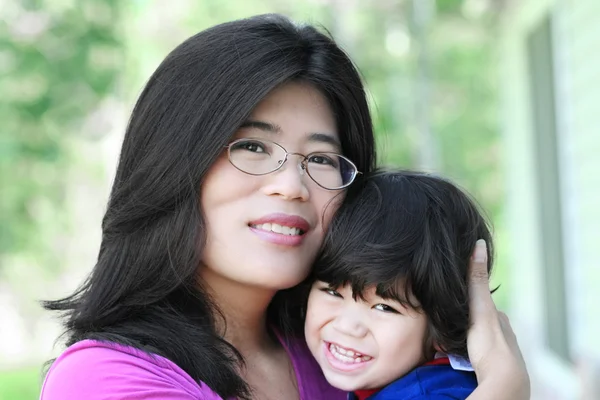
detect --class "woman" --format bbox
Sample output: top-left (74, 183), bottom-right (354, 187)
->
top-left (41, 14), bottom-right (528, 400)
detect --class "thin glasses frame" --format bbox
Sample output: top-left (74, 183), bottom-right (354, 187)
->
top-left (225, 138), bottom-right (361, 190)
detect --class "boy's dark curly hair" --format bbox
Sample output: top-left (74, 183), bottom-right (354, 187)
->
top-left (312, 169), bottom-right (494, 359)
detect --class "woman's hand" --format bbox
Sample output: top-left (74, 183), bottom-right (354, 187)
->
top-left (466, 239), bottom-right (530, 400)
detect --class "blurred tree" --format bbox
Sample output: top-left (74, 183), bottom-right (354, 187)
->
top-left (0, 1), bottom-right (123, 270)
top-left (429, 0), bottom-right (504, 217)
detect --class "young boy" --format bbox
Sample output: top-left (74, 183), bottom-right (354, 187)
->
top-left (304, 170), bottom-right (494, 399)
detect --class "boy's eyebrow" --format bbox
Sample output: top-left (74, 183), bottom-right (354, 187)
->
top-left (374, 287), bottom-right (414, 305)
top-left (239, 119), bottom-right (342, 151)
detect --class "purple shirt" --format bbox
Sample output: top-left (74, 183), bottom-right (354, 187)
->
top-left (40, 333), bottom-right (344, 400)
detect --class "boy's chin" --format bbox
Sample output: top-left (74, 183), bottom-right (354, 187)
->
top-left (322, 372), bottom-right (366, 392)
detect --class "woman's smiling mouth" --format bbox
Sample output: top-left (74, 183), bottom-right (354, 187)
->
top-left (249, 222), bottom-right (305, 236)
top-left (248, 213), bottom-right (310, 246)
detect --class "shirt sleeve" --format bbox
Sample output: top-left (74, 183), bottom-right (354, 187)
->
top-left (40, 343), bottom-right (221, 400)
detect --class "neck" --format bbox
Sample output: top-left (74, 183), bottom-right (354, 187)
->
top-left (199, 267), bottom-right (279, 354)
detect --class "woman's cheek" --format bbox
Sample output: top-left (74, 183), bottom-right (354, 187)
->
top-left (319, 192), bottom-right (345, 232)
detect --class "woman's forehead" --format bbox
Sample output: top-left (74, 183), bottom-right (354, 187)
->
top-left (245, 82), bottom-right (339, 141)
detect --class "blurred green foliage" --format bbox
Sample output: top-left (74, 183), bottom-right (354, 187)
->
top-left (0, 0), bottom-right (123, 264)
top-left (0, 366), bottom-right (41, 400)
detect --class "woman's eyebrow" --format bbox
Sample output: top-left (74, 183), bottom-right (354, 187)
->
top-left (239, 120), bottom-right (281, 133)
top-left (308, 132), bottom-right (341, 152)
top-left (240, 119), bottom-right (341, 152)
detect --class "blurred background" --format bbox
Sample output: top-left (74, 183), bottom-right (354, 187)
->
top-left (1, 0), bottom-right (598, 399)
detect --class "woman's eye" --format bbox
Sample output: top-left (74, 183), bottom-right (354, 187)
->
top-left (373, 304), bottom-right (399, 313)
top-left (232, 140), bottom-right (266, 153)
top-left (243, 142), bottom-right (265, 153)
top-left (308, 154), bottom-right (338, 167)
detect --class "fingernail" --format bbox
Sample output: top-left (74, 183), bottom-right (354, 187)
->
top-left (474, 239), bottom-right (487, 262)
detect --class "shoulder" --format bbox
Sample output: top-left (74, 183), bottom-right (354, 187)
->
top-left (40, 339), bottom-right (223, 400)
top-left (372, 365), bottom-right (477, 400)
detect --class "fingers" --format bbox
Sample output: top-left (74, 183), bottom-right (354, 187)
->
top-left (498, 312), bottom-right (515, 343)
top-left (469, 239), bottom-right (489, 284)
top-left (498, 311), bottom-right (511, 327)
top-left (498, 312), bottom-right (521, 355)
top-left (466, 247), bottom-right (531, 398)
top-left (468, 239), bottom-right (497, 317)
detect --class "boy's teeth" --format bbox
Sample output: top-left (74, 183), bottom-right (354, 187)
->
top-left (335, 344), bottom-right (356, 356)
top-left (252, 223), bottom-right (302, 236)
top-left (329, 343), bottom-right (372, 363)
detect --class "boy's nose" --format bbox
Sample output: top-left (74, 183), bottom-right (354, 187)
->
top-left (332, 311), bottom-right (368, 338)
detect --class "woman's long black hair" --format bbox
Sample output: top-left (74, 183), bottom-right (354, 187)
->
top-left (44, 14), bottom-right (375, 399)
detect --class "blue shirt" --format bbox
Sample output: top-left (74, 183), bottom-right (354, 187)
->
top-left (348, 364), bottom-right (477, 400)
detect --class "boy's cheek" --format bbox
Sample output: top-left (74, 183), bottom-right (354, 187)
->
top-left (306, 290), bottom-right (322, 317)
top-left (304, 304), bottom-right (324, 356)
top-left (305, 296), bottom-right (331, 331)
top-left (305, 301), bottom-right (320, 327)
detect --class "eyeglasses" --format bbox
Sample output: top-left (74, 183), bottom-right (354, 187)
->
top-left (226, 138), bottom-right (361, 190)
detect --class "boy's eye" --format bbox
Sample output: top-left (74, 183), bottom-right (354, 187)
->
top-left (320, 288), bottom-right (342, 298)
top-left (373, 303), bottom-right (400, 314)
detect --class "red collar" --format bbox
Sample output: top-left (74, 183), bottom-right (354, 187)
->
top-left (352, 357), bottom-right (450, 400)
top-left (353, 389), bottom-right (380, 400)
top-left (424, 356), bottom-right (451, 366)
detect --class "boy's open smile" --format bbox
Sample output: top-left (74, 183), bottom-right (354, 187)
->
top-left (323, 341), bottom-right (375, 372)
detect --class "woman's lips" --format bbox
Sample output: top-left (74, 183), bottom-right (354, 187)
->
top-left (249, 213), bottom-right (310, 232)
top-left (248, 213), bottom-right (310, 246)
top-left (248, 225), bottom-right (306, 246)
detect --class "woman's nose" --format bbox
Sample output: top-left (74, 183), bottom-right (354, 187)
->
top-left (261, 155), bottom-right (310, 201)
